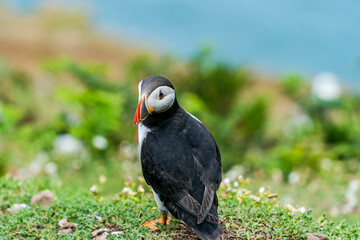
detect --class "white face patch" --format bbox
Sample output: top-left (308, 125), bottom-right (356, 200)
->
top-left (147, 86), bottom-right (175, 113)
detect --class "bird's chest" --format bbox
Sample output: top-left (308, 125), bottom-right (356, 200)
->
top-left (138, 123), bottom-right (151, 153)
top-left (141, 127), bottom-right (194, 172)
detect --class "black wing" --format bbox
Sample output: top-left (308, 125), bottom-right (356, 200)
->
top-left (184, 116), bottom-right (222, 223)
top-left (141, 109), bottom-right (222, 223)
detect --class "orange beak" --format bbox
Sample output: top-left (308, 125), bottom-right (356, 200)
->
top-left (133, 96), bottom-right (154, 126)
top-left (133, 97), bottom-right (143, 126)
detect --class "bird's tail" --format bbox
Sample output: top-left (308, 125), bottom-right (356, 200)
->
top-left (168, 202), bottom-right (224, 240)
top-left (191, 221), bottom-right (223, 240)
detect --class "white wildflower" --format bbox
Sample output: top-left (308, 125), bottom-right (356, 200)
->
top-left (298, 206), bottom-right (306, 213)
top-left (344, 179), bottom-right (360, 211)
top-left (90, 185), bottom-right (98, 196)
top-left (121, 187), bottom-right (131, 194)
top-left (6, 203), bottom-right (30, 213)
top-left (99, 175), bottom-right (107, 184)
top-left (92, 135), bottom-right (108, 150)
top-left (54, 134), bottom-right (82, 155)
top-left (137, 185), bottom-right (144, 193)
top-left (259, 187), bottom-right (265, 193)
top-left (311, 72), bottom-right (341, 101)
top-left (288, 171), bottom-right (300, 185)
top-left (44, 162), bottom-right (58, 176)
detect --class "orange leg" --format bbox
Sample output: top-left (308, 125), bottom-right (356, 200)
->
top-left (142, 214), bottom-right (172, 231)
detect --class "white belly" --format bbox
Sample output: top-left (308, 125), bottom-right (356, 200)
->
top-left (138, 124), bottom-right (167, 213)
top-left (152, 189), bottom-right (168, 214)
top-left (138, 123), bottom-right (151, 153)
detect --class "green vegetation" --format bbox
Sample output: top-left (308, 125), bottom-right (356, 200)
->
top-left (1, 48), bottom-right (360, 230)
top-left (4, 50), bottom-right (360, 175)
top-left (1, 176), bottom-right (359, 239)
top-left (1, 8), bottom-right (360, 238)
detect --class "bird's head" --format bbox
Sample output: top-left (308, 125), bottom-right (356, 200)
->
top-left (133, 75), bottom-right (176, 126)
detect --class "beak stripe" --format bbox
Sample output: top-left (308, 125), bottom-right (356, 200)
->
top-left (141, 99), bottom-right (148, 119)
top-left (134, 95), bottom-right (152, 126)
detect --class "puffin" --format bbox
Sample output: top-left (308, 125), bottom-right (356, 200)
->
top-left (134, 75), bottom-right (223, 240)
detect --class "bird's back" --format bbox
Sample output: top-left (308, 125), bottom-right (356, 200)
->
top-left (140, 107), bottom-right (223, 240)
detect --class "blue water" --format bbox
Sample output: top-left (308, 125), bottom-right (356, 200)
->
top-left (4, 0), bottom-right (360, 88)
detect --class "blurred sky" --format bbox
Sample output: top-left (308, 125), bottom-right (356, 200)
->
top-left (4, 0), bottom-right (360, 89)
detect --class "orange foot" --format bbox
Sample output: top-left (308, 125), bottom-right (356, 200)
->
top-left (142, 214), bottom-right (172, 231)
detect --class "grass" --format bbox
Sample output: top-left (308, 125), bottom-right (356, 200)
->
top-left (1, 176), bottom-right (359, 239)
top-left (247, 172), bottom-right (360, 227)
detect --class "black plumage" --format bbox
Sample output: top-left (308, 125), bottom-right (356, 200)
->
top-left (138, 76), bottom-right (223, 240)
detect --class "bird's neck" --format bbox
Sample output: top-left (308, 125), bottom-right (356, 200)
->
top-left (142, 98), bottom-right (180, 128)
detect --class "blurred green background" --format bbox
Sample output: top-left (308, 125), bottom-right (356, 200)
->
top-left (0, 2), bottom-right (359, 227)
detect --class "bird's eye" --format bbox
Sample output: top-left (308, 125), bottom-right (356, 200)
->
top-left (159, 90), bottom-right (165, 99)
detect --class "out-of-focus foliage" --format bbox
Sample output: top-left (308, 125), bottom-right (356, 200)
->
top-left (1, 48), bottom-right (360, 186)
top-left (56, 88), bottom-right (124, 152)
